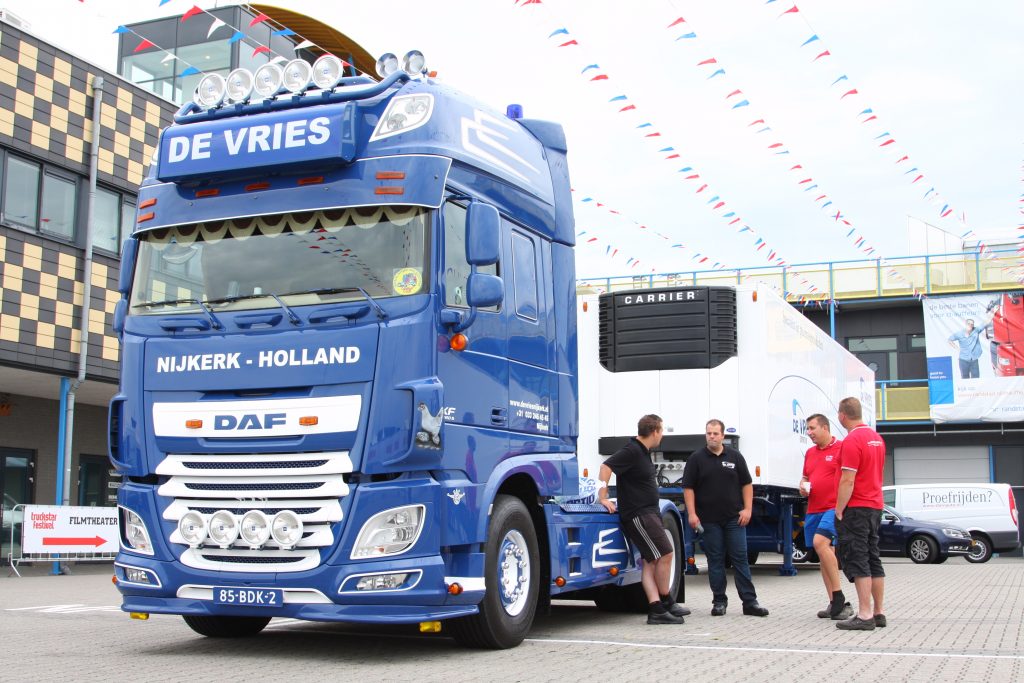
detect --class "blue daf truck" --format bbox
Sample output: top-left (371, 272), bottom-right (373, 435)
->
top-left (109, 52), bottom-right (683, 648)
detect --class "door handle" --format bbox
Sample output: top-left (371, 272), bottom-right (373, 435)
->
top-left (491, 408), bottom-right (507, 426)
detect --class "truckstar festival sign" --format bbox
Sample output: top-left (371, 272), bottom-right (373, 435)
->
top-left (20, 505), bottom-right (119, 555)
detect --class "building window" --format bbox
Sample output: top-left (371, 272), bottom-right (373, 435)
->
top-left (848, 336), bottom-right (899, 381)
top-left (93, 187), bottom-right (136, 254)
top-left (909, 334), bottom-right (926, 349)
top-left (40, 172), bottom-right (77, 239)
top-left (3, 155), bottom-right (41, 230)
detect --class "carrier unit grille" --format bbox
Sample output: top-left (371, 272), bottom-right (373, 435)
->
top-left (598, 286), bottom-right (737, 372)
top-left (156, 451), bottom-right (352, 573)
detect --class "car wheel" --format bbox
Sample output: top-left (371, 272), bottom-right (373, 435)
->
top-left (932, 555), bottom-right (947, 564)
top-left (908, 535), bottom-right (938, 564)
top-left (966, 533), bottom-right (993, 563)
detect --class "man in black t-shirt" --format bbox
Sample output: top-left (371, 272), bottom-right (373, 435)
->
top-left (598, 414), bottom-right (688, 625)
top-left (682, 419), bottom-right (769, 617)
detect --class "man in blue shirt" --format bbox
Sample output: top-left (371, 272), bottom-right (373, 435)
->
top-left (948, 319), bottom-right (985, 379)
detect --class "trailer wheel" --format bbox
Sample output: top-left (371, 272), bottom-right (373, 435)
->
top-left (182, 615), bottom-right (271, 638)
top-left (966, 533), bottom-right (993, 563)
top-left (449, 495), bottom-right (539, 649)
top-left (908, 535), bottom-right (938, 564)
top-left (594, 511), bottom-right (683, 613)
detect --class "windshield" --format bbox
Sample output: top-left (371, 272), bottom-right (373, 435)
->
top-left (129, 206), bottom-right (430, 314)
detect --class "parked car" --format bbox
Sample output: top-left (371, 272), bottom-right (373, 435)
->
top-left (883, 483), bottom-right (1020, 563)
top-left (878, 505), bottom-right (974, 564)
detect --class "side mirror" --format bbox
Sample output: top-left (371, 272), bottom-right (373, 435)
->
top-left (118, 239), bottom-right (138, 295)
top-left (882, 513), bottom-right (896, 523)
top-left (113, 299), bottom-right (128, 337)
top-left (466, 202), bottom-right (499, 266)
top-left (467, 273), bottom-right (503, 308)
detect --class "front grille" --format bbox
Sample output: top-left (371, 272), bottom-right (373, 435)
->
top-left (156, 450), bottom-right (353, 574)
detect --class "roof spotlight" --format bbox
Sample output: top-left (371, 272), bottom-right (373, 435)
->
top-left (282, 58), bottom-right (312, 94)
top-left (193, 73), bottom-right (227, 109)
top-left (402, 50), bottom-right (426, 76)
top-left (253, 63), bottom-right (284, 99)
top-left (312, 54), bottom-right (345, 89)
top-left (375, 52), bottom-right (399, 79)
top-left (225, 68), bottom-right (254, 103)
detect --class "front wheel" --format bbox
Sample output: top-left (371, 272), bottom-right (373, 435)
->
top-left (908, 535), bottom-right (938, 564)
top-left (449, 495), bottom-right (539, 649)
top-left (182, 615), bottom-right (270, 638)
top-left (966, 533), bottom-right (993, 563)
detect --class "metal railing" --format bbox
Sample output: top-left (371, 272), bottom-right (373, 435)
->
top-left (578, 248), bottom-right (1023, 302)
top-left (876, 380), bottom-right (930, 422)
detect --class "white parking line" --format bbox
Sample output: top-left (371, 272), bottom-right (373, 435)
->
top-left (525, 637), bottom-right (1024, 661)
top-left (5, 604), bottom-right (121, 613)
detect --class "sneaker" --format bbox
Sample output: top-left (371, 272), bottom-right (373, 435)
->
top-left (836, 616), bottom-right (876, 631)
top-left (742, 602), bottom-right (769, 617)
top-left (661, 596), bottom-right (691, 617)
top-left (817, 602), bottom-right (853, 620)
top-left (874, 614), bottom-right (887, 628)
top-left (647, 609), bottom-right (685, 625)
top-left (711, 603), bottom-right (727, 616)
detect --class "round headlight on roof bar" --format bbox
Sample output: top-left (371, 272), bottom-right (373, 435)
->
top-left (178, 511), bottom-right (207, 548)
top-left (193, 73), bottom-right (227, 109)
top-left (282, 58), bottom-right (312, 94)
top-left (312, 54), bottom-right (345, 89)
top-left (402, 50), bottom-right (426, 76)
top-left (225, 68), bottom-right (254, 103)
top-left (253, 63), bottom-right (284, 99)
top-left (375, 52), bottom-right (399, 79)
top-left (239, 510), bottom-right (271, 549)
top-left (271, 510), bottom-right (303, 550)
top-left (208, 510), bottom-right (239, 549)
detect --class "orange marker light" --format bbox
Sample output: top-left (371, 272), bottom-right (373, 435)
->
top-left (137, 211), bottom-right (155, 223)
top-left (185, 419), bottom-right (203, 429)
top-left (609, 567), bottom-right (619, 577)
top-left (450, 333), bottom-right (468, 351)
top-left (554, 576), bottom-right (566, 587)
top-left (139, 198), bottom-right (157, 209)
top-left (752, 291), bottom-right (758, 302)
top-left (374, 186), bottom-right (404, 195)
top-left (245, 182), bottom-right (270, 192)
top-left (111, 575), bottom-right (118, 585)
top-left (297, 176), bottom-right (324, 186)
top-left (687, 557), bottom-right (696, 565)
top-left (299, 416), bottom-right (319, 427)
top-left (375, 171), bottom-right (406, 180)
top-left (195, 188), bottom-right (220, 198)
top-left (447, 583), bottom-right (463, 595)
top-left (582, 301), bottom-right (588, 312)
top-left (755, 465), bottom-right (761, 477)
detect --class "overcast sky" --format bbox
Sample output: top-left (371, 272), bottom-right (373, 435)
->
top-left (6, 0), bottom-right (1022, 280)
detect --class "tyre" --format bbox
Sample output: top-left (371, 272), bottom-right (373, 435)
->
top-left (594, 511), bottom-right (683, 614)
top-left (182, 615), bottom-right (271, 638)
top-left (933, 555), bottom-right (948, 564)
top-left (449, 495), bottom-right (540, 649)
top-left (908, 534), bottom-right (938, 564)
top-left (966, 533), bottom-right (993, 563)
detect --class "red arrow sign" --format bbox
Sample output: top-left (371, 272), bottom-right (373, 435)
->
top-left (42, 536), bottom-right (108, 547)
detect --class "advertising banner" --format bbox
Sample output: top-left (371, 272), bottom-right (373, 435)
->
top-left (923, 291), bottom-right (1024, 422)
top-left (21, 505), bottom-right (119, 555)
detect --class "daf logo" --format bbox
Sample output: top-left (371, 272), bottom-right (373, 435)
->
top-left (214, 413), bottom-right (287, 430)
top-left (447, 489), bottom-right (466, 506)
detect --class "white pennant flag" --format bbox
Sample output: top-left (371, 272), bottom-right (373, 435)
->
top-left (161, 53), bottom-right (177, 64)
top-left (207, 18), bottom-right (227, 38)
top-left (269, 56), bottom-right (286, 65)
top-left (294, 39), bottom-right (315, 51)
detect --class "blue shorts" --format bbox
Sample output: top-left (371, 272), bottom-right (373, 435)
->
top-left (804, 510), bottom-right (837, 547)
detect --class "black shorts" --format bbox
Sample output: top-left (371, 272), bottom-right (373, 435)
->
top-left (622, 512), bottom-right (673, 562)
top-left (837, 507), bottom-right (885, 581)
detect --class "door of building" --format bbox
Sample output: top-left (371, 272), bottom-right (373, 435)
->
top-left (1, 448), bottom-right (34, 557)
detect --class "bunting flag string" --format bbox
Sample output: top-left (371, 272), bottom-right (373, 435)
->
top-left (113, 24), bottom-right (203, 77)
top-left (767, 1), bottom-right (976, 252)
top-left (513, 1), bottom-right (826, 298)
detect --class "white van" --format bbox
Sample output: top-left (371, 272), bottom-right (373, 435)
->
top-left (882, 483), bottom-right (1020, 562)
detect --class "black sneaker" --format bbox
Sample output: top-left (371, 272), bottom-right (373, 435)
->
top-left (836, 616), bottom-right (876, 631)
top-left (647, 609), bottom-right (685, 625)
top-left (742, 602), bottom-right (769, 617)
top-left (711, 603), bottom-right (727, 616)
top-left (661, 596), bottom-right (691, 617)
top-left (874, 614), bottom-right (887, 628)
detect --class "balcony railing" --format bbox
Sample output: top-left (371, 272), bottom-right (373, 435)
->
top-left (876, 380), bottom-right (930, 422)
top-left (578, 248), bottom-right (1023, 303)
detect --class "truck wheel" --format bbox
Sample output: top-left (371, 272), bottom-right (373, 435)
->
top-left (182, 615), bottom-right (271, 638)
top-left (966, 533), bottom-right (993, 563)
top-left (908, 535), bottom-right (938, 564)
top-left (594, 511), bottom-right (683, 613)
top-left (449, 495), bottom-right (539, 649)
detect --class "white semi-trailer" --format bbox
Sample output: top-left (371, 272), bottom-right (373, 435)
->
top-left (576, 283), bottom-right (875, 572)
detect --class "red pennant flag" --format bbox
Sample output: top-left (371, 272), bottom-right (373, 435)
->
top-left (749, 119), bottom-right (765, 127)
top-left (134, 39), bottom-right (156, 52)
top-left (726, 89), bottom-right (742, 99)
top-left (181, 5), bottom-right (203, 22)
top-left (861, 115), bottom-right (878, 123)
top-left (780, 5), bottom-right (800, 16)
top-left (590, 74), bottom-right (608, 81)
top-left (619, 104), bottom-right (636, 111)
top-left (729, 218), bottom-right (741, 225)
top-left (559, 40), bottom-right (578, 47)
top-left (790, 164), bottom-right (803, 170)
top-left (912, 175), bottom-right (924, 183)
top-left (697, 58), bottom-right (717, 66)
top-left (813, 50), bottom-right (831, 61)
top-left (768, 143), bottom-right (784, 149)
top-left (895, 155), bottom-right (909, 163)
top-left (666, 154), bottom-right (680, 159)
top-left (252, 46), bottom-right (271, 57)
top-left (249, 12), bottom-right (270, 27)
top-left (644, 132), bottom-right (661, 137)
top-left (612, 249), bottom-right (618, 257)
top-left (879, 139), bottom-right (895, 147)
top-left (587, 237), bottom-right (598, 243)
top-left (696, 184), bottom-right (708, 193)
top-left (685, 175), bottom-right (700, 180)
top-left (757, 242), bottom-right (767, 251)
top-left (815, 195), bottom-right (827, 201)
top-left (840, 89), bottom-right (858, 99)
top-left (667, 17), bottom-right (686, 28)
top-left (798, 178), bottom-right (813, 184)
top-left (713, 201), bottom-right (725, 209)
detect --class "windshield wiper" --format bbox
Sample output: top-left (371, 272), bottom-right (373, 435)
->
top-left (282, 287), bottom-right (388, 321)
top-left (135, 297), bottom-right (224, 330)
top-left (206, 292), bottom-right (303, 326)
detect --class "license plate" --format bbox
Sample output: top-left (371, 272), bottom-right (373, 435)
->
top-left (213, 587), bottom-right (282, 607)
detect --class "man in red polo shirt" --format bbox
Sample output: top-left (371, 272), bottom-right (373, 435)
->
top-left (834, 397), bottom-right (887, 631)
top-left (799, 413), bottom-right (851, 620)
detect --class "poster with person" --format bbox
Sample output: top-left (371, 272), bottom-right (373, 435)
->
top-left (923, 291), bottom-right (1024, 422)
